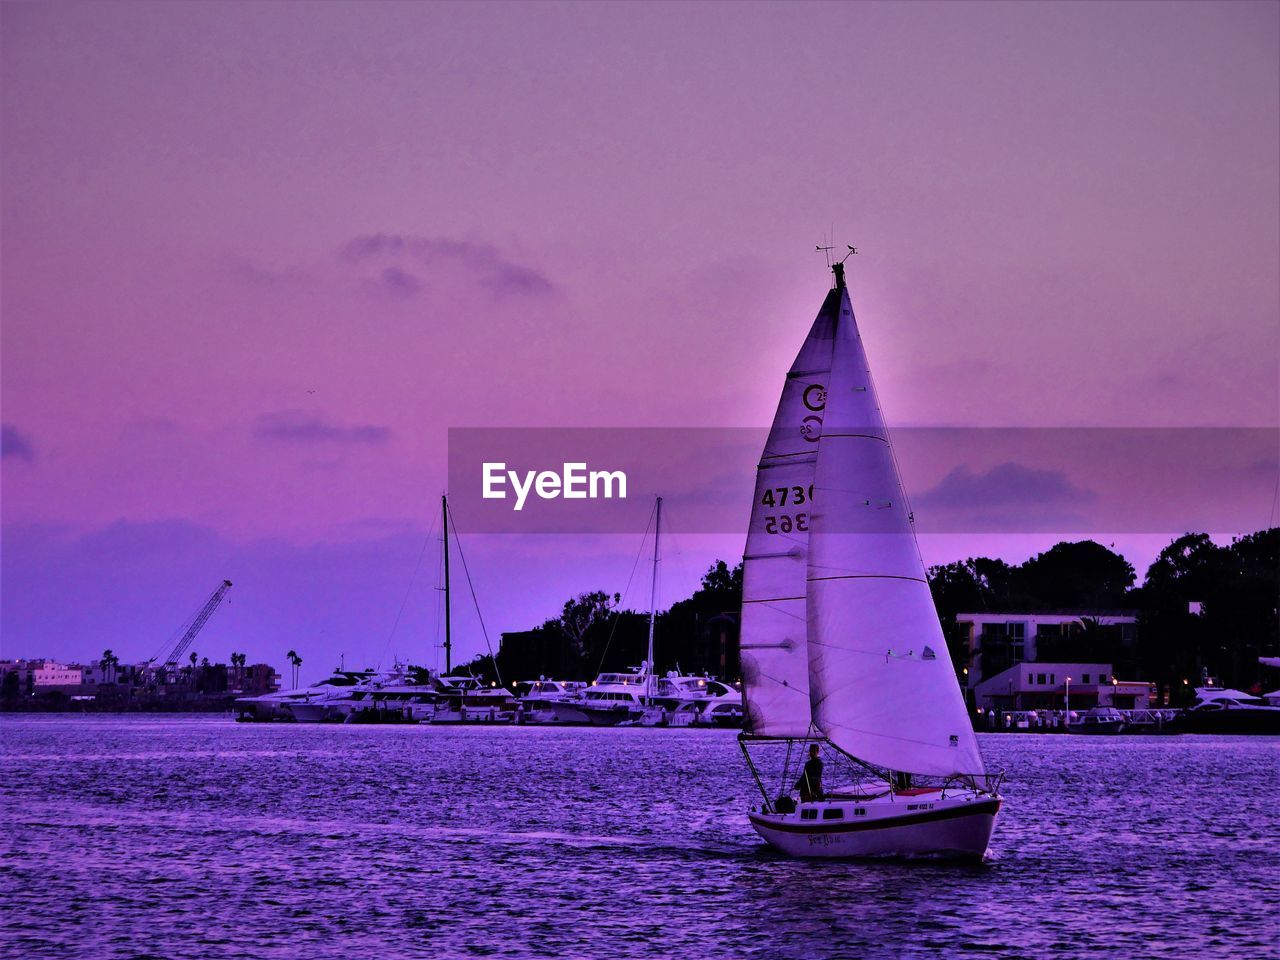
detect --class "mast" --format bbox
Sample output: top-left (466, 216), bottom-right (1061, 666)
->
top-left (645, 496), bottom-right (662, 703)
top-left (442, 494), bottom-right (452, 675)
top-left (805, 260), bottom-right (985, 778)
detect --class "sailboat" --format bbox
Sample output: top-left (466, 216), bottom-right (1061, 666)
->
top-left (738, 257), bottom-right (1002, 860)
top-left (554, 496), bottom-right (664, 726)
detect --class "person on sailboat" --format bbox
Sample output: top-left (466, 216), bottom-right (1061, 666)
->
top-left (796, 744), bottom-right (824, 801)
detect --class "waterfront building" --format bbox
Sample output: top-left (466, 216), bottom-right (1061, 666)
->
top-left (240, 663), bottom-right (281, 696)
top-left (973, 661), bottom-right (1154, 712)
top-left (2, 657), bottom-right (280, 705)
top-left (954, 611), bottom-right (1139, 688)
top-left (33, 661), bottom-right (84, 691)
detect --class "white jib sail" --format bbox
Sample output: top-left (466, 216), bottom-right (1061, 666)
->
top-left (739, 286), bottom-right (839, 737)
top-left (805, 273), bottom-right (985, 777)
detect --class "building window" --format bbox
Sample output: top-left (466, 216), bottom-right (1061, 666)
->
top-left (1099, 673), bottom-right (1107, 683)
top-left (1050, 674), bottom-right (1056, 684)
top-left (1009, 622), bottom-right (1026, 662)
top-left (1083, 674), bottom-right (1091, 684)
top-left (1037, 674), bottom-right (1046, 685)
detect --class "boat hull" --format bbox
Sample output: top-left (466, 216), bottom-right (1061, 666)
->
top-left (1066, 721), bottom-right (1126, 734)
top-left (1176, 709), bottom-right (1280, 735)
top-left (748, 795), bottom-right (1000, 860)
top-left (287, 701), bottom-right (344, 723)
top-left (561, 703), bottom-right (644, 726)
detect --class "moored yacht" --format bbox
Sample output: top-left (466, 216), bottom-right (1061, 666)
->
top-left (285, 664), bottom-right (437, 723)
top-left (236, 668), bottom-right (377, 721)
top-left (514, 679), bottom-right (588, 723)
top-left (551, 496), bottom-right (670, 727)
top-left (651, 673), bottom-right (743, 727)
top-left (550, 666), bottom-right (652, 726)
top-left (1178, 688), bottom-right (1280, 734)
top-left (429, 673), bottom-right (518, 722)
top-left (1067, 706), bottom-right (1127, 734)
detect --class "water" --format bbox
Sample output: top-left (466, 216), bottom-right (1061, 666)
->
top-left (1, 718), bottom-right (1275, 959)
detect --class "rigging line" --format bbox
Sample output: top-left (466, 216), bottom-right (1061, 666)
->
top-left (432, 502), bottom-right (445, 674)
top-left (150, 609), bottom-right (195, 664)
top-left (594, 500), bottom-right (657, 676)
top-left (751, 668), bottom-right (811, 694)
top-left (445, 508), bottom-right (504, 688)
top-left (859, 339), bottom-right (926, 570)
top-left (743, 599), bottom-right (807, 623)
top-left (378, 510), bottom-right (438, 671)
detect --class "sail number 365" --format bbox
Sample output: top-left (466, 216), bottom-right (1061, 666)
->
top-left (761, 486), bottom-right (813, 534)
top-left (764, 514), bottom-right (807, 534)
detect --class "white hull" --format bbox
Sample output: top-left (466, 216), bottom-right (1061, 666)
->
top-left (546, 701), bottom-right (640, 726)
top-left (749, 791), bottom-right (999, 860)
top-left (287, 701), bottom-right (343, 723)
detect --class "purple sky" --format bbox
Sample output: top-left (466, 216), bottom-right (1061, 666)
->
top-left (3, 2), bottom-right (1277, 676)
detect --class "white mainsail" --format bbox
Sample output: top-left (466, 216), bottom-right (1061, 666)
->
top-left (805, 265), bottom-right (984, 777)
top-left (739, 286), bottom-right (839, 737)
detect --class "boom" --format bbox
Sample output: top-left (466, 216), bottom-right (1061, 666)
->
top-left (156, 579), bottom-right (233, 667)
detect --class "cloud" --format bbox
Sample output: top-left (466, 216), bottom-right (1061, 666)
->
top-left (230, 234), bottom-right (556, 302)
top-left (2, 424), bottom-right (35, 462)
top-left (916, 462), bottom-right (1096, 510)
top-left (342, 233), bottom-right (555, 299)
top-left (252, 411), bottom-right (390, 445)
top-left (379, 266), bottom-right (422, 297)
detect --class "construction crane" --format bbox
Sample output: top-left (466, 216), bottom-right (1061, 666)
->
top-left (151, 579), bottom-right (234, 668)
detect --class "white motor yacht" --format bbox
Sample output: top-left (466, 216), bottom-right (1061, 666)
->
top-left (514, 679), bottom-right (588, 724)
top-left (549, 666), bottom-right (652, 726)
top-left (235, 669), bottom-right (376, 722)
top-left (1178, 688), bottom-right (1280, 734)
top-left (651, 673), bottom-right (743, 727)
top-left (428, 673), bottom-right (518, 723)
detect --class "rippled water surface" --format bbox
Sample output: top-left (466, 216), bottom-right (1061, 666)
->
top-left (1, 717), bottom-right (1275, 959)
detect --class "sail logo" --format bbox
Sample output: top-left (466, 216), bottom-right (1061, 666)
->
top-left (803, 384), bottom-right (827, 411)
top-left (482, 462), bottom-right (627, 511)
top-left (801, 382), bottom-right (826, 442)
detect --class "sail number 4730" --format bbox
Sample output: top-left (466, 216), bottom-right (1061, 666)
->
top-left (761, 486), bottom-right (813, 506)
top-left (761, 486), bottom-right (813, 535)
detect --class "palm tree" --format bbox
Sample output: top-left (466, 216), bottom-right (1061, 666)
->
top-left (230, 652), bottom-right (246, 690)
top-left (286, 649), bottom-right (302, 688)
top-left (101, 649), bottom-right (117, 685)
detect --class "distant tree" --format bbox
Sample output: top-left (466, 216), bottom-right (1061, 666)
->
top-left (286, 650), bottom-right (302, 688)
top-left (1133, 530), bottom-right (1280, 700)
top-left (559, 592), bottom-right (620, 660)
top-left (101, 649), bottom-right (119, 685)
top-left (1012, 541), bottom-right (1135, 609)
top-left (699, 560), bottom-right (743, 596)
top-left (658, 561), bottom-right (744, 677)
